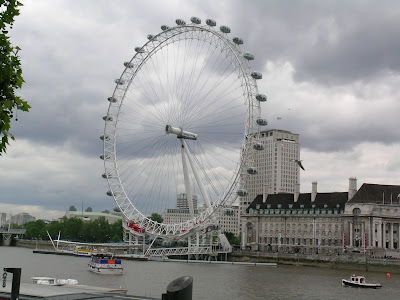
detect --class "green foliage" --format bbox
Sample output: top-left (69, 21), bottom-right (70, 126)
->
top-left (148, 213), bottom-right (163, 223)
top-left (224, 231), bottom-right (241, 245)
top-left (22, 217), bottom-right (124, 242)
top-left (0, 0), bottom-right (30, 155)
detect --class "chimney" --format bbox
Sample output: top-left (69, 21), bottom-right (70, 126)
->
top-left (311, 181), bottom-right (317, 202)
top-left (348, 177), bottom-right (357, 200)
top-left (263, 184), bottom-right (272, 203)
top-left (294, 183), bottom-right (300, 202)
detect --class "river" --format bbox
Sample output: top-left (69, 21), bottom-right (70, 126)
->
top-left (0, 246), bottom-right (399, 299)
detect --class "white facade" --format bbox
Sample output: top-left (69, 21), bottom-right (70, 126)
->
top-left (241, 129), bottom-right (300, 214)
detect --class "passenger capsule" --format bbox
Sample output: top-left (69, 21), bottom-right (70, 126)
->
top-left (176, 19), bottom-right (186, 25)
top-left (106, 190), bottom-right (113, 196)
top-left (124, 62), bottom-right (134, 68)
top-left (102, 173), bottom-right (107, 179)
top-left (161, 25), bottom-right (170, 31)
top-left (115, 78), bottom-right (125, 85)
top-left (247, 167), bottom-right (258, 175)
top-left (253, 143), bottom-right (264, 151)
top-left (243, 52), bottom-right (254, 60)
top-left (256, 94), bottom-right (267, 102)
top-left (100, 154), bottom-right (110, 160)
top-left (190, 17), bottom-right (201, 24)
top-left (233, 37), bottom-right (243, 45)
top-left (220, 25), bottom-right (231, 33)
top-left (147, 34), bottom-right (154, 40)
top-left (135, 47), bottom-right (144, 53)
top-left (251, 72), bottom-right (262, 80)
top-left (206, 19), bottom-right (216, 26)
top-left (256, 118), bottom-right (268, 126)
top-left (100, 135), bottom-right (110, 141)
top-left (237, 189), bottom-right (248, 197)
top-left (103, 115), bottom-right (113, 121)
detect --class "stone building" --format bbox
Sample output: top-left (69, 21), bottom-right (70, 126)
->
top-left (343, 183), bottom-right (400, 255)
top-left (241, 178), bottom-right (400, 256)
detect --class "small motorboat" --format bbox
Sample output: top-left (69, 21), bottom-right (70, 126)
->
top-left (88, 253), bottom-right (123, 274)
top-left (342, 274), bottom-right (382, 289)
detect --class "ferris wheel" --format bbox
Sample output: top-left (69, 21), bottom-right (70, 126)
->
top-left (101, 17), bottom-right (267, 239)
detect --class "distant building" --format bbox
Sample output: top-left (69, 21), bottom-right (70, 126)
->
top-left (0, 213), bottom-right (7, 227)
top-left (177, 193), bottom-right (198, 210)
top-left (85, 207), bottom-right (93, 212)
top-left (69, 206), bottom-right (77, 211)
top-left (65, 211), bottom-right (122, 224)
top-left (10, 213), bottom-right (36, 225)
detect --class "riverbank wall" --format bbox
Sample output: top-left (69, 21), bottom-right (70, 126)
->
top-left (13, 240), bottom-right (400, 273)
top-left (230, 250), bottom-right (400, 273)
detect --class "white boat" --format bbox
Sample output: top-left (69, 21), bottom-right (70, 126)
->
top-left (31, 277), bottom-right (78, 286)
top-left (342, 274), bottom-right (382, 289)
top-left (88, 253), bottom-right (123, 274)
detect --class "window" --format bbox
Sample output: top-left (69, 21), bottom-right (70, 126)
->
top-left (353, 208), bottom-right (361, 215)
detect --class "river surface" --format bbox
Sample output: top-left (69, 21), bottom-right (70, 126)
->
top-left (1, 246), bottom-right (399, 299)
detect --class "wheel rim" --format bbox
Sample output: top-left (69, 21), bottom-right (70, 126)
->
top-left (103, 20), bottom-right (261, 238)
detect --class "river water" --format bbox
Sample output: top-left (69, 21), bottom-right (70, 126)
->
top-left (1, 246), bottom-right (399, 299)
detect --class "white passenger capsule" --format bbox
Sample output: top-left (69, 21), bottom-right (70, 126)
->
top-left (147, 34), bottom-right (154, 40)
top-left (243, 52), bottom-right (254, 60)
top-left (237, 189), bottom-right (248, 197)
top-left (220, 25), bottom-right (231, 33)
top-left (100, 154), bottom-right (110, 160)
top-left (206, 19), bottom-right (216, 26)
top-left (135, 47), bottom-right (144, 53)
top-left (256, 94), bottom-right (267, 102)
top-left (107, 96), bottom-right (117, 103)
top-left (256, 118), bottom-right (268, 126)
top-left (161, 25), bottom-right (169, 31)
top-left (106, 190), bottom-right (113, 196)
top-left (124, 62), bottom-right (134, 68)
top-left (176, 19), bottom-right (186, 25)
top-left (253, 143), bottom-right (264, 151)
top-left (233, 37), bottom-right (243, 45)
top-left (100, 135), bottom-right (110, 141)
top-left (247, 167), bottom-right (258, 175)
top-left (251, 72), bottom-right (262, 80)
top-left (103, 115), bottom-right (113, 121)
top-left (190, 17), bottom-right (201, 24)
top-left (115, 78), bottom-right (125, 85)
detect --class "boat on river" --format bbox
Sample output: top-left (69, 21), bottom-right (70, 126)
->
top-left (31, 277), bottom-right (78, 286)
top-left (88, 253), bottom-right (123, 274)
top-left (342, 274), bottom-right (382, 289)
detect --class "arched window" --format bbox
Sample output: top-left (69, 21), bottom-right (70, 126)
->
top-left (353, 208), bottom-right (361, 215)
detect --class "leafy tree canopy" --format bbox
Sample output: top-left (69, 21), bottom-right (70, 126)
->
top-left (148, 213), bottom-right (163, 223)
top-left (0, 0), bottom-right (30, 155)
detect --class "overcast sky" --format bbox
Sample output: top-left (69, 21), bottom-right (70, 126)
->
top-left (1, 0), bottom-right (400, 220)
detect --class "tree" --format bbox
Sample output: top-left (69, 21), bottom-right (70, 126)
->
top-left (148, 213), bottom-right (163, 223)
top-left (0, 0), bottom-right (30, 155)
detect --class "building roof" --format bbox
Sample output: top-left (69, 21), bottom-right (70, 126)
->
top-left (247, 191), bottom-right (348, 212)
top-left (67, 211), bottom-right (123, 219)
top-left (347, 183), bottom-right (400, 204)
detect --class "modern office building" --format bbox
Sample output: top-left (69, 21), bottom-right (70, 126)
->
top-left (240, 129), bottom-right (300, 214)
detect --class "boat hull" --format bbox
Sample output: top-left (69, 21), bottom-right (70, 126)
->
top-left (342, 279), bottom-right (382, 289)
top-left (88, 263), bottom-right (123, 274)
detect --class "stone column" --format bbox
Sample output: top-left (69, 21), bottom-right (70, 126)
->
top-left (382, 222), bottom-right (386, 248)
top-left (377, 222), bottom-right (381, 248)
top-left (349, 222), bottom-right (353, 247)
top-left (390, 222), bottom-right (394, 249)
